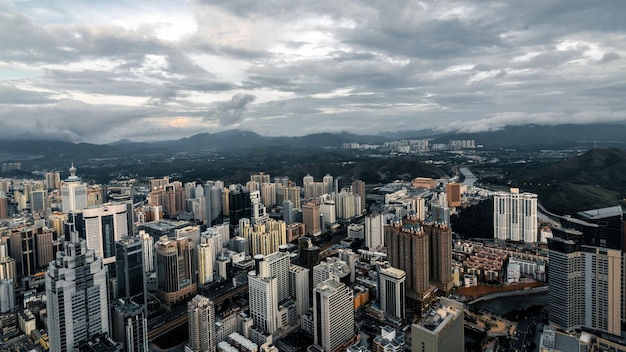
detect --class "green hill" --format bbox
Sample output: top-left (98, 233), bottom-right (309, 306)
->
top-left (514, 148), bottom-right (626, 214)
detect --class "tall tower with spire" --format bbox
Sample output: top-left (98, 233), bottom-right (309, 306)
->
top-left (61, 163), bottom-right (87, 212)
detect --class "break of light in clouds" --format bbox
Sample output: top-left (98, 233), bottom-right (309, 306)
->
top-left (0, 0), bottom-right (625, 143)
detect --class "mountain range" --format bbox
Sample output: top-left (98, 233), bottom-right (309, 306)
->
top-left (1, 123), bottom-right (626, 161)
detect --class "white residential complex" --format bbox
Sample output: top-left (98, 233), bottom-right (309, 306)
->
top-left (493, 188), bottom-right (537, 243)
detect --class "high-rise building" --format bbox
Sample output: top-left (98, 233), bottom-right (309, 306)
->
top-left (45, 233), bottom-right (109, 352)
top-left (319, 195), bottom-right (336, 231)
top-left (0, 194), bottom-right (8, 219)
top-left (18, 227), bottom-right (37, 276)
top-left (116, 236), bottom-right (147, 307)
top-left (312, 279), bottom-right (355, 352)
top-left (548, 226), bottom-right (624, 336)
top-left (48, 212), bottom-right (68, 238)
top-left (289, 264), bottom-right (310, 316)
top-left (493, 188), bottom-right (538, 243)
top-left (163, 183), bottom-right (186, 218)
top-left (302, 199), bottom-right (321, 236)
top-left (198, 241), bottom-right (215, 285)
top-left (110, 299), bottom-right (148, 352)
top-left (411, 297), bottom-right (464, 352)
top-left (377, 264), bottom-right (406, 321)
top-left (46, 171), bottom-right (61, 190)
top-left (351, 180), bottom-right (366, 213)
top-left (313, 259), bottom-right (351, 289)
top-left (427, 223), bottom-right (454, 293)
top-left (384, 216), bottom-right (430, 306)
top-left (83, 203), bottom-right (130, 266)
top-left (248, 255), bottom-right (280, 335)
top-left (187, 295), bottom-right (216, 352)
top-left (365, 213), bottom-right (385, 251)
top-left (35, 226), bottom-right (56, 269)
top-left (61, 164), bottom-right (87, 212)
top-left (229, 184), bottom-right (251, 224)
top-left (30, 189), bottom-right (47, 212)
top-left (283, 200), bottom-right (295, 224)
top-left (250, 190), bottom-right (269, 224)
top-left (445, 183), bottom-right (462, 208)
top-left (0, 278), bottom-right (15, 313)
top-left (260, 183), bottom-right (277, 209)
top-left (154, 235), bottom-right (197, 306)
top-left (0, 241), bottom-right (16, 282)
top-left (138, 231), bottom-right (154, 273)
top-left (333, 190), bottom-right (362, 220)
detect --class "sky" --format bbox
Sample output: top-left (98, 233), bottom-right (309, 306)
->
top-left (1, 0), bottom-right (625, 144)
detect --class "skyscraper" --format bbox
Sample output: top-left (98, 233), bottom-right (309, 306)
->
top-left (30, 189), bottom-right (47, 212)
top-left (228, 184), bottom-right (251, 224)
top-left (61, 163), bottom-right (87, 212)
top-left (154, 235), bottom-right (197, 306)
top-left (289, 264), bottom-right (310, 316)
top-left (46, 233), bottom-right (109, 352)
top-left (248, 255), bottom-right (280, 335)
top-left (198, 240), bottom-right (216, 285)
top-left (313, 279), bottom-right (355, 352)
top-left (384, 216), bottom-right (430, 307)
top-left (549, 223), bottom-right (624, 336)
top-left (445, 183), bottom-right (462, 208)
top-left (115, 236), bottom-right (147, 307)
top-left (350, 179), bottom-right (366, 213)
top-left (110, 299), bottom-right (148, 352)
top-left (187, 295), bottom-right (216, 352)
top-left (83, 203), bottom-right (130, 266)
top-left (365, 213), bottom-right (385, 251)
top-left (493, 188), bottom-right (538, 243)
top-left (46, 171), bottom-right (61, 190)
top-left (377, 263), bottom-right (406, 321)
top-left (302, 199), bottom-right (321, 236)
top-left (427, 222), bottom-right (454, 293)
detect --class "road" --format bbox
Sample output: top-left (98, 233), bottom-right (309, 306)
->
top-left (510, 309), bottom-right (546, 352)
top-left (468, 286), bottom-right (548, 305)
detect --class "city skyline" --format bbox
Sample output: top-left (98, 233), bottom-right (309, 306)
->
top-left (1, 1), bottom-right (625, 143)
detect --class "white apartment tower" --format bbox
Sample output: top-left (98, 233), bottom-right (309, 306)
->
top-left (139, 230), bottom-right (154, 272)
top-left (313, 279), bottom-right (355, 352)
top-left (61, 164), bottom-right (87, 212)
top-left (365, 213), bottom-right (385, 251)
top-left (248, 255), bottom-right (280, 335)
top-left (45, 233), bottom-right (109, 352)
top-left (493, 188), bottom-right (538, 243)
top-left (83, 203), bottom-right (130, 265)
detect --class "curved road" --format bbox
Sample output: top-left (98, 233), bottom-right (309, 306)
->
top-left (468, 286), bottom-right (548, 305)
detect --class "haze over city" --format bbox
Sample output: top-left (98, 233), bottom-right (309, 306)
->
top-left (1, 0), bottom-right (626, 143)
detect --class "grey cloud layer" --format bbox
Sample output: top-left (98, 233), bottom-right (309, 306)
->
top-left (0, 0), bottom-right (625, 142)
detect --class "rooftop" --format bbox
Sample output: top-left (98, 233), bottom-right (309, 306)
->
top-left (578, 205), bottom-right (624, 220)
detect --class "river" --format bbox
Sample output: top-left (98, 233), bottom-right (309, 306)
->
top-left (460, 167), bottom-right (478, 186)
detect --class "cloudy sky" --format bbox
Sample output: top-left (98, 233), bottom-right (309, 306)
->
top-left (1, 0), bottom-right (625, 143)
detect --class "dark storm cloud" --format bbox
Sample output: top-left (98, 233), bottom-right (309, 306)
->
top-left (205, 93), bottom-right (256, 126)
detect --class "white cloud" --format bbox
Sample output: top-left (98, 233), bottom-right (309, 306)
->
top-left (0, 0), bottom-right (624, 142)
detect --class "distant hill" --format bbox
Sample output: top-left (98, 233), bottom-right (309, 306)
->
top-left (158, 129), bottom-right (389, 151)
top-left (512, 148), bottom-right (626, 214)
top-left (2, 124), bottom-right (626, 158)
top-left (431, 123), bottom-right (626, 149)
